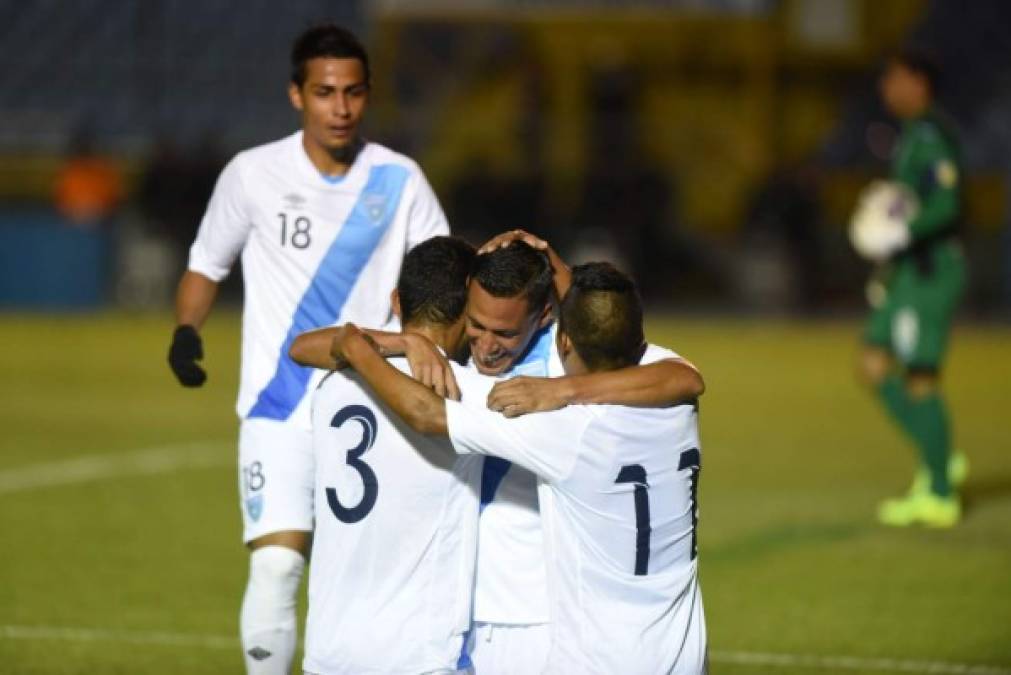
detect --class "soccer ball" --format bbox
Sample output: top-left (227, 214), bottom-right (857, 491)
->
top-left (848, 181), bottom-right (917, 262)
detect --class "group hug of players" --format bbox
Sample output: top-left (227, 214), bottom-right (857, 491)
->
top-left (165, 21), bottom-right (966, 675)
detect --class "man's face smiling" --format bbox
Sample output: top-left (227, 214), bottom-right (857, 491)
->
top-left (465, 281), bottom-right (550, 376)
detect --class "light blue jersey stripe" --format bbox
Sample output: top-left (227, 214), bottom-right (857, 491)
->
top-left (477, 323), bottom-right (555, 508)
top-left (247, 164), bottom-right (410, 421)
top-left (510, 323), bottom-right (553, 375)
top-left (460, 323), bottom-right (555, 666)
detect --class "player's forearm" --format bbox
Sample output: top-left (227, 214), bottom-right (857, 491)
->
top-left (545, 245), bottom-right (572, 298)
top-left (908, 189), bottom-right (958, 241)
top-left (343, 332), bottom-right (448, 435)
top-left (174, 270), bottom-right (219, 330)
top-left (361, 329), bottom-right (419, 358)
top-left (290, 327), bottom-right (341, 369)
top-left (290, 327), bottom-right (411, 370)
top-left (564, 359), bottom-right (704, 407)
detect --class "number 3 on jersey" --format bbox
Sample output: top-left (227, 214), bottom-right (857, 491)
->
top-left (326, 405), bottom-right (378, 523)
top-left (615, 448), bottom-right (701, 576)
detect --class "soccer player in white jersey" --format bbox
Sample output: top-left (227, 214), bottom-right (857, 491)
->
top-left (331, 262), bottom-right (708, 674)
top-left (458, 240), bottom-right (704, 674)
top-left (306, 237), bottom-right (485, 675)
top-left (165, 24), bottom-right (449, 675)
top-left (292, 238), bottom-right (704, 674)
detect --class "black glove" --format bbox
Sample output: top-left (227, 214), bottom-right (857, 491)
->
top-left (168, 325), bottom-right (207, 387)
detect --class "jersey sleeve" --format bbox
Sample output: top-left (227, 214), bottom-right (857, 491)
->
top-left (906, 126), bottom-right (960, 242)
top-left (641, 343), bottom-right (680, 365)
top-left (445, 387), bottom-right (584, 483)
top-left (187, 156), bottom-right (253, 281)
top-left (405, 167), bottom-right (450, 248)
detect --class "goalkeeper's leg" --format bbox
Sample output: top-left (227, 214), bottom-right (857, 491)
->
top-left (877, 372), bottom-right (960, 528)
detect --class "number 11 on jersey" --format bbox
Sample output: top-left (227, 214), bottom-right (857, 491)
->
top-left (615, 447), bottom-right (701, 576)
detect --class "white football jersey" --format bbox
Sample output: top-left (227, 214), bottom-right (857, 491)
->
top-left (472, 328), bottom-right (678, 627)
top-left (468, 324), bottom-right (558, 624)
top-left (447, 350), bottom-right (707, 674)
top-left (187, 132), bottom-right (449, 430)
top-left (305, 358), bottom-right (484, 675)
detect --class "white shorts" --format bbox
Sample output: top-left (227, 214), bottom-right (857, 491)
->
top-left (465, 622), bottom-right (549, 675)
top-left (238, 417), bottom-right (314, 543)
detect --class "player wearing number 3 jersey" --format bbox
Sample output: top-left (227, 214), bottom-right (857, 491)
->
top-left (337, 262), bottom-right (708, 674)
top-left (305, 238), bottom-right (482, 675)
top-left (166, 24), bottom-right (448, 675)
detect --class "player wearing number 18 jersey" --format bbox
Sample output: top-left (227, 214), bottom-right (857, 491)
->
top-left (337, 262), bottom-right (708, 674)
top-left (166, 25), bottom-right (448, 674)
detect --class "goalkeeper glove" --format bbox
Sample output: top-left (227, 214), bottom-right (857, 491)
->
top-left (168, 325), bottom-right (207, 387)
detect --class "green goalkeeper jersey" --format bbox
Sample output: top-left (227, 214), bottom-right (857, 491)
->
top-left (892, 108), bottom-right (963, 249)
top-left (864, 107), bottom-right (966, 368)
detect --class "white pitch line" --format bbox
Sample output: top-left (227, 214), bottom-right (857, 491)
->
top-left (710, 649), bottom-right (1011, 674)
top-left (0, 625), bottom-right (235, 650)
top-left (1, 625), bottom-right (1008, 674)
top-left (0, 441), bottom-right (232, 495)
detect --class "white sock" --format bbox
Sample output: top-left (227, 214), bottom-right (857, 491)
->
top-left (240, 545), bottom-right (305, 675)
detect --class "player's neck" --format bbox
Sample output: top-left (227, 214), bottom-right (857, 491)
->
top-left (302, 135), bottom-right (363, 178)
top-left (899, 99), bottom-right (931, 122)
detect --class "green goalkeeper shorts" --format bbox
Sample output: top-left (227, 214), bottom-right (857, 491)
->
top-left (864, 241), bottom-right (966, 371)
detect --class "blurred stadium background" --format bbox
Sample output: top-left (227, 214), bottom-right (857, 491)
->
top-left (1, 1), bottom-right (1009, 673)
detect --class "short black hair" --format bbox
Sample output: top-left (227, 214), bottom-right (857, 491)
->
top-left (398, 237), bottom-right (475, 327)
top-left (559, 262), bottom-right (645, 372)
top-left (471, 242), bottom-right (553, 316)
top-left (892, 47), bottom-right (941, 95)
top-left (291, 23), bottom-right (370, 87)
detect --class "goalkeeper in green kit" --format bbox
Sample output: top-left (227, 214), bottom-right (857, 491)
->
top-left (850, 49), bottom-right (967, 527)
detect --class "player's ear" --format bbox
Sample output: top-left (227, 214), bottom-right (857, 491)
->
top-left (391, 289), bottom-right (402, 322)
top-left (557, 330), bottom-right (574, 361)
top-left (288, 82), bottom-right (305, 112)
top-left (535, 301), bottom-right (553, 330)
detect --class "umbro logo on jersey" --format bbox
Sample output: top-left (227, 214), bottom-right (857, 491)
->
top-left (247, 646), bottom-right (272, 661)
top-left (363, 193), bottom-right (387, 225)
top-left (283, 193), bottom-right (306, 210)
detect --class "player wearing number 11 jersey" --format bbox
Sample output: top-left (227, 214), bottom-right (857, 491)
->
top-left (166, 25), bottom-right (448, 675)
top-left (337, 262), bottom-right (708, 674)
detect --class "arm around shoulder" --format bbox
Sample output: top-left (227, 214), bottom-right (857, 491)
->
top-left (487, 356), bottom-right (704, 417)
top-left (560, 357), bottom-right (704, 407)
top-left (339, 325), bottom-right (449, 435)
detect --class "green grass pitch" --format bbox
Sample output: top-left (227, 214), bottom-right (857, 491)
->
top-left (0, 312), bottom-right (1009, 674)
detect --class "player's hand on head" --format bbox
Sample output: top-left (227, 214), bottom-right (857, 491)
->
top-left (487, 376), bottom-right (568, 418)
top-left (168, 325), bottom-right (207, 387)
top-left (403, 334), bottom-right (460, 401)
top-left (478, 229), bottom-right (549, 255)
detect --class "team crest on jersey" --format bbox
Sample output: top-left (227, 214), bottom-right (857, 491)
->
top-left (246, 494), bottom-right (263, 521)
top-left (363, 193), bottom-right (388, 225)
top-left (935, 160), bottom-right (958, 188)
top-left (283, 193), bottom-right (307, 210)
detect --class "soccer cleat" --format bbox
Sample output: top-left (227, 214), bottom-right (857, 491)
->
top-left (878, 491), bottom-right (961, 528)
top-left (909, 451), bottom-right (969, 495)
top-left (948, 451), bottom-right (969, 486)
